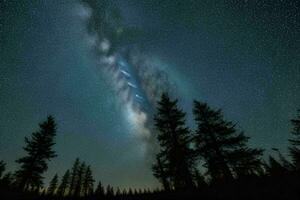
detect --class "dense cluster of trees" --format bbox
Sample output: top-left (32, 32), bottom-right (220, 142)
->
top-left (49, 158), bottom-right (95, 197)
top-left (0, 116), bottom-right (156, 199)
top-left (152, 94), bottom-right (266, 190)
top-left (0, 94), bottom-right (299, 199)
top-left (152, 93), bottom-right (300, 198)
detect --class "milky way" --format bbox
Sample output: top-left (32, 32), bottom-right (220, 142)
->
top-left (78, 0), bottom-right (177, 156)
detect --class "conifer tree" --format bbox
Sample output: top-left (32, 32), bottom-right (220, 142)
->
top-left (115, 187), bottom-right (121, 196)
top-left (152, 155), bottom-right (170, 191)
top-left (273, 148), bottom-right (294, 171)
top-left (0, 172), bottom-right (13, 187)
top-left (127, 188), bottom-right (133, 195)
top-left (69, 158), bottom-right (80, 196)
top-left (106, 184), bottom-right (114, 197)
top-left (266, 156), bottom-right (288, 176)
top-left (122, 188), bottom-right (127, 196)
top-left (289, 109), bottom-right (300, 169)
top-left (0, 160), bottom-right (6, 179)
top-left (193, 169), bottom-right (206, 188)
top-left (57, 169), bottom-right (70, 196)
top-left (153, 93), bottom-right (195, 190)
top-left (95, 181), bottom-right (105, 197)
top-left (74, 162), bottom-right (86, 197)
top-left (193, 101), bottom-right (263, 180)
top-left (82, 165), bottom-right (94, 196)
top-left (47, 174), bottom-right (58, 196)
top-left (15, 116), bottom-right (57, 190)
top-left (138, 188), bottom-right (143, 194)
top-left (224, 146), bottom-right (264, 178)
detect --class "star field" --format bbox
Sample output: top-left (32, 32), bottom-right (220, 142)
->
top-left (0, 0), bottom-right (299, 189)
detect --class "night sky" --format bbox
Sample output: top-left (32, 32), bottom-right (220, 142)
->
top-left (1, 0), bottom-right (299, 189)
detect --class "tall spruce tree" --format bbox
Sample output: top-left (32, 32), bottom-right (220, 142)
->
top-left (74, 162), bottom-right (86, 197)
top-left (95, 181), bottom-right (105, 197)
top-left (193, 101), bottom-right (263, 180)
top-left (106, 184), bottom-right (114, 197)
top-left (57, 169), bottom-right (70, 196)
top-left (152, 154), bottom-right (170, 191)
top-left (95, 181), bottom-right (105, 198)
top-left (115, 187), bottom-right (121, 196)
top-left (47, 174), bottom-right (58, 196)
top-left (153, 93), bottom-right (195, 190)
top-left (15, 116), bottom-right (57, 190)
top-left (82, 165), bottom-right (94, 196)
top-left (226, 147), bottom-right (264, 177)
top-left (289, 109), bottom-right (300, 169)
top-left (69, 158), bottom-right (80, 196)
top-left (0, 160), bottom-right (6, 179)
top-left (0, 172), bottom-right (14, 187)
top-left (266, 156), bottom-right (288, 176)
top-left (193, 169), bottom-right (206, 188)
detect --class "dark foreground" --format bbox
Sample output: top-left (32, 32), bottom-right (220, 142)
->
top-left (1, 173), bottom-right (299, 200)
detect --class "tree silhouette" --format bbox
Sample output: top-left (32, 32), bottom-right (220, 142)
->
top-left (15, 116), bottom-right (57, 191)
top-left (115, 187), bottom-right (121, 196)
top-left (193, 101), bottom-right (263, 180)
top-left (227, 147), bottom-right (264, 177)
top-left (152, 154), bottom-right (170, 191)
top-left (272, 148), bottom-right (294, 171)
top-left (74, 161), bottom-right (86, 197)
top-left (82, 165), bottom-right (94, 196)
top-left (127, 188), bottom-right (133, 196)
top-left (0, 160), bottom-right (6, 179)
top-left (47, 174), bottom-right (58, 196)
top-left (57, 169), bottom-right (70, 197)
top-left (153, 93), bottom-right (195, 190)
top-left (0, 172), bottom-right (14, 187)
top-left (95, 181), bottom-right (105, 197)
top-left (266, 156), bottom-right (288, 176)
top-left (122, 188), bottom-right (127, 196)
top-left (289, 109), bottom-right (300, 169)
top-left (69, 158), bottom-right (80, 196)
top-left (193, 169), bottom-right (206, 188)
top-left (106, 184), bottom-right (114, 197)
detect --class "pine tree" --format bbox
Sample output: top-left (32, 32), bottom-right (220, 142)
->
top-left (74, 162), bottom-right (86, 197)
top-left (57, 169), bottom-right (70, 196)
top-left (15, 116), bottom-right (57, 191)
top-left (122, 188), bottom-right (127, 196)
top-left (227, 147), bottom-right (264, 177)
top-left (127, 188), bottom-right (133, 195)
top-left (193, 101), bottom-right (263, 180)
top-left (266, 156), bottom-right (288, 176)
top-left (193, 169), bottom-right (206, 188)
top-left (0, 160), bottom-right (6, 179)
top-left (153, 93), bottom-right (195, 190)
top-left (138, 188), bottom-right (143, 194)
top-left (69, 158), bottom-right (80, 196)
top-left (106, 184), bottom-right (114, 197)
top-left (47, 174), bottom-right (58, 196)
top-left (152, 154), bottom-right (170, 191)
top-left (95, 181), bottom-right (105, 197)
top-left (273, 148), bottom-right (294, 171)
top-left (82, 165), bottom-right (94, 196)
top-left (0, 172), bottom-right (14, 187)
top-left (115, 187), bottom-right (121, 196)
top-left (289, 109), bottom-right (300, 169)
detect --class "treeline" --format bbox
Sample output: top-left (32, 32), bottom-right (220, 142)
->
top-left (152, 94), bottom-right (264, 189)
top-left (0, 94), bottom-right (300, 199)
top-left (151, 93), bottom-right (300, 198)
top-left (0, 116), bottom-right (155, 199)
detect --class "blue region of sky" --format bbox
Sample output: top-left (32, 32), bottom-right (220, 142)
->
top-left (0, 0), bottom-right (300, 189)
